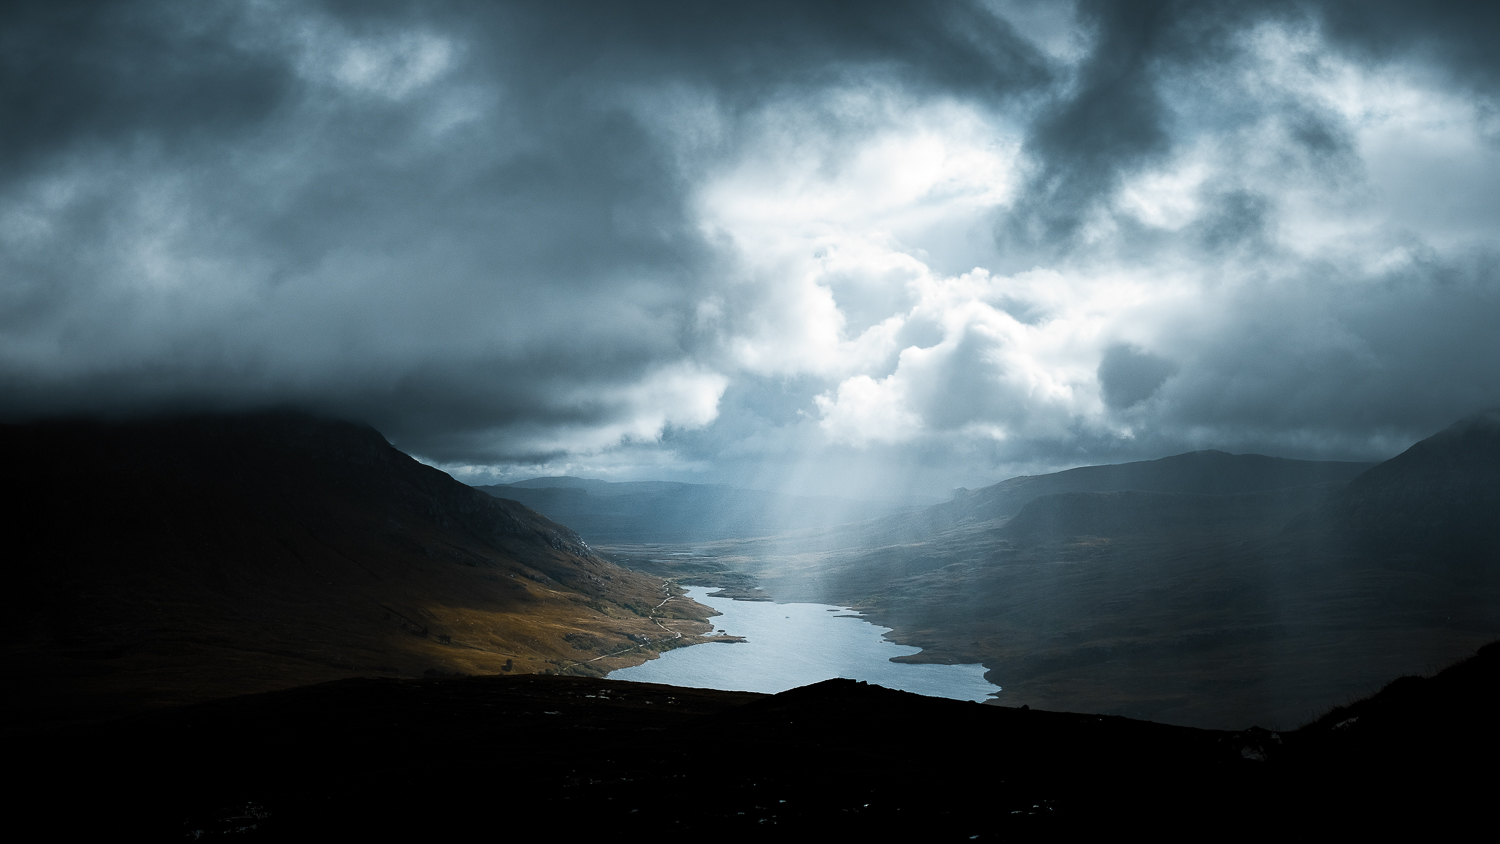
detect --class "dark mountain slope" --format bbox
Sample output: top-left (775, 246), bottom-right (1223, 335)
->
top-left (690, 451), bottom-right (1371, 601)
top-left (1, 413), bottom-right (713, 731)
top-left (1276, 640), bottom-right (1500, 833)
top-left (1290, 409), bottom-right (1500, 561)
top-left (671, 415), bottom-right (1498, 728)
top-left (16, 641), bottom-right (1497, 838)
top-left (1001, 485), bottom-right (1340, 546)
top-left (744, 450), bottom-right (1374, 553)
top-left (946, 449), bottom-right (1374, 523)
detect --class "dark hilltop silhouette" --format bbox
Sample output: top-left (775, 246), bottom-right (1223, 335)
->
top-left (2, 412), bottom-right (716, 731)
top-left (14, 641), bottom-right (1498, 837)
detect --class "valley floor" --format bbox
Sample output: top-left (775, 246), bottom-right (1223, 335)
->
top-left (598, 536), bottom-right (1500, 729)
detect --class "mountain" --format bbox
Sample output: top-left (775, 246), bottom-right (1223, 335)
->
top-left (1290, 409), bottom-right (1500, 561)
top-left (1, 412), bottom-right (713, 732)
top-left (478, 476), bottom-right (907, 543)
top-left (944, 449), bottom-right (1374, 522)
top-left (14, 642), bottom-right (1497, 837)
top-left (735, 449), bottom-right (1375, 553)
top-left (651, 417), bottom-right (1498, 728)
top-left (1000, 485), bottom-right (1339, 546)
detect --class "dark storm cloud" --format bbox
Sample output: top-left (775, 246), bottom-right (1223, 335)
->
top-left (933, 0), bottom-right (1500, 467)
top-left (999, 0), bottom-right (1492, 253)
top-left (1097, 344), bottom-right (1176, 410)
top-left (1001, 0), bottom-right (1500, 255)
top-left (1009, 0), bottom-right (1181, 245)
top-left (1000, 0), bottom-right (1299, 250)
top-left (0, 2), bottom-right (293, 185)
top-left (0, 0), bottom-right (1048, 462)
top-left (4, 0), bottom-right (1499, 490)
top-left (1170, 254), bottom-right (1500, 435)
top-left (1316, 0), bottom-right (1500, 92)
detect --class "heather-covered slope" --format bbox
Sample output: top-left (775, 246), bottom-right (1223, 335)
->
top-left (1, 413), bottom-right (713, 731)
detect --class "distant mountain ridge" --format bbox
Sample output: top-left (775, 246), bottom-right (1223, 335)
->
top-left (1001, 485), bottom-right (1343, 546)
top-left (686, 413), bottom-right (1499, 729)
top-left (478, 476), bottom-right (907, 544)
top-left (948, 449), bottom-right (1377, 523)
top-left (1291, 409), bottom-right (1500, 559)
top-left (804, 449), bottom-right (1378, 549)
top-left (504, 476), bottom-right (723, 496)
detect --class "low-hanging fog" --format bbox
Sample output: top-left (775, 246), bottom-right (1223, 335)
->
top-left (4, 0), bottom-right (1499, 498)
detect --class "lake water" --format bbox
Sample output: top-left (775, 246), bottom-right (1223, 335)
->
top-left (609, 585), bottom-right (1001, 702)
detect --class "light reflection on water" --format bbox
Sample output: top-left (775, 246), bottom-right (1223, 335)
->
top-left (609, 586), bottom-right (1001, 702)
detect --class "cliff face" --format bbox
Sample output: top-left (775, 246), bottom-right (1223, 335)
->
top-left (2, 412), bottom-right (711, 731)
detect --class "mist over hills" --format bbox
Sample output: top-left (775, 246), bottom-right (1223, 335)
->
top-left (686, 450), bottom-right (1378, 553)
top-left (1, 413), bottom-right (712, 731)
top-left (621, 413), bottom-right (1499, 729)
top-left (478, 476), bottom-right (909, 544)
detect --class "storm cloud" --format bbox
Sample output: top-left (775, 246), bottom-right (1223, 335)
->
top-left (2, 1), bottom-right (1498, 496)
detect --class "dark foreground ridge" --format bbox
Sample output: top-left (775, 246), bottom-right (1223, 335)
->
top-left (16, 641), bottom-right (1497, 839)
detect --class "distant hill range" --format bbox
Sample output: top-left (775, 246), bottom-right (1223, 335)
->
top-left (951, 449), bottom-right (1376, 520)
top-left (650, 412), bottom-right (1500, 729)
top-left (1, 413), bottom-right (712, 732)
top-left (1289, 409), bottom-right (1500, 560)
top-left (477, 476), bottom-right (906, 543)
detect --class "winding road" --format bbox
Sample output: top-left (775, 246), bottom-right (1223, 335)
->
top-left (572, 580), bottom-right (690, 667)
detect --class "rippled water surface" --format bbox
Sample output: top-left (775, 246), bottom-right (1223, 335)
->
top-left (610, 586), bottom-right (1000, 701)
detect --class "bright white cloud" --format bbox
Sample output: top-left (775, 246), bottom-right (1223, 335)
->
top-left (693, 89), bottom-right (1025, 393)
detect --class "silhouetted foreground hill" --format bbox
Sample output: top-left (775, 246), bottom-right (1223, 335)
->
top-left (1, 413), bottom-right (713, 732)
top-left (478, 476), bottom-right (905, 543)
top-left (15, 641), bottom-right (1495, 838)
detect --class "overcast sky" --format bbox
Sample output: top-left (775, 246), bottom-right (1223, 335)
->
top-left (4, 1), bottom-right (1499, 497)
